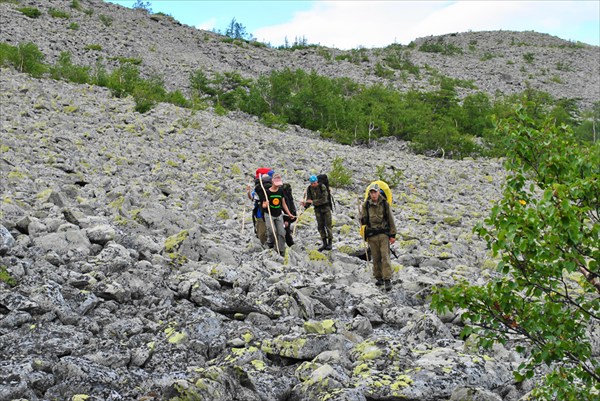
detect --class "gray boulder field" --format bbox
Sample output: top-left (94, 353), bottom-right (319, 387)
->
top-left (0, 1), bottom-right (598, 400)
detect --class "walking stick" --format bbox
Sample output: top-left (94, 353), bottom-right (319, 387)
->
top-left (259, 174), bottom-right (279, 253)
top-left (357, 198), bottom-right (370, 270)
top-left (241, 179), bottom-right (252, 235)
top-left (293, 187), bottom-right (308, 236)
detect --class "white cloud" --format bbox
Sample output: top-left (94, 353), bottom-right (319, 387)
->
top-left (196, 17), bottom-right (217, 31)
top-left (254, 1), bottom-right (600, 49)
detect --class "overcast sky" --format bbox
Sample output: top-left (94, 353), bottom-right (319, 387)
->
top-left (106, 1), bottom-right (600, 49)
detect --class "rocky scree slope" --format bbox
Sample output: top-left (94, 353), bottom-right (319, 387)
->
top-left (0, 0), bottom-right (598, 109)
top-left (1, 1), bottom-right (597, 401)
top-left (1, 66), bottom-right (528, 401)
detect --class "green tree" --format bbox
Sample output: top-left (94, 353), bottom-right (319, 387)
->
top-left (224, 18), bottom-right (253, 41)
top-left (2, 42), bottom-right (46, 77)
top-left (432, 101), bottom-right (600, 400)
top-left (50, 51), bottom-right (90, 84)
top-left (575, 101), bottom-right (600, 143)
top-left (132, 0), bottom-right (152, 13)
top-left (460, 92), bottom-right (494, 137)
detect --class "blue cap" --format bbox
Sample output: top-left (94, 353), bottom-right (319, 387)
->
top-left (268, 170), bottom-right (274, 177)
top-left (309, 175), bottom-right (318, 183)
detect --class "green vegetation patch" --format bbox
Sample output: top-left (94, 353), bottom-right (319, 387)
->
top-left (49, 7), bottom-right (70, 18)
top-left (0, 265), bottom-right (17, 286)
top-left (17, 7), bottom-right (41, 18)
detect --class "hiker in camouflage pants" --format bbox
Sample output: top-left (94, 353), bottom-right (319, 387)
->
top-left (361, 183), bottom-right (396, 291)
top-left (302, 175), bottom-right (333, 252)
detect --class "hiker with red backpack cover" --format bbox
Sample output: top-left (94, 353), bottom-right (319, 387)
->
top-left (258, 173), bottom-right (295, 256)
top-left (246, 168), bottom-right (274, 246)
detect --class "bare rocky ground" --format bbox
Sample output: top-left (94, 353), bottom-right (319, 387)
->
top-left (0, 1), bottom-right (598, 400)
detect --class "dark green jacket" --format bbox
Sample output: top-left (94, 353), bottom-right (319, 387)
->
top-left (307, 184), bottom-right (330, 210)
top-left (361, 197), bottom-right (396, 238)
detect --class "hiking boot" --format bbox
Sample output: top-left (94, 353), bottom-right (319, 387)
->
top-left (324, 239), bottom-right (332, 250)
top-left (384, 280), bottom-right (392, 291)
top-left (375, 278), bottom-right (384, 287)
top-left (318, 239), bottom-right (327, 252)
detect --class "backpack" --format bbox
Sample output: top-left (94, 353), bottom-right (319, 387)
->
top-left (282, 183), bottom-right (297, 216)
top-left (281, 183), bottom-right (297, 246)
top-left (317, 173), bottom-right (335, 210)
top-left (360, 180), bottom-right (392, 240)
top-left (254, 170), bottom-right (273, 212)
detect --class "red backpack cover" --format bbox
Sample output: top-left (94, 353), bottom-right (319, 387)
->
top-left (255, 167), bottom-right (272, 178)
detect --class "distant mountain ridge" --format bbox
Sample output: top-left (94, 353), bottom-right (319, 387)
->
top-left (1, 0), bottom-right (598, 110)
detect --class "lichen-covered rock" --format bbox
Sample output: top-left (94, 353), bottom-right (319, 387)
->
top-left (261, 334), bottom-right (346, 360)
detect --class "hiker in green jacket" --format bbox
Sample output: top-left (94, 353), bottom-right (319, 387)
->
top-left (361, 183), bottom-right (397, 291)
top-left (301, 175), bottom-right (333, 251)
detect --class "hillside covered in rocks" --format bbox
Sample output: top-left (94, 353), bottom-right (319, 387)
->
top-left (1, 0), bottom-right (599, 110)
top-left (0, 1), bottom-right (598, 401)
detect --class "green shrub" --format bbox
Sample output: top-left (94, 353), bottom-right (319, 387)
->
top-left (70, 0), bottom-right (82, 10)
top-left (375, 165), bottom-right (403, 188)
top-left (0, 43), bottom-right (16, 67)
top-left (550, 75), bottom-right (563, 84)
top-left (250, 41), bottom-right (267, 48)
top-left (432, 102), bottom-right (600, 400)
top-left (328, 157), bottom-right (352, 188)
top-left (556, 62), bottom-right (572, 72)
top-left (523, 52), bottom-right (535, 64)
top-left (84, 44), bottom-right (102, 51)
top-left (104, 63), bottom-right (141, 98)
top-left (50, 51), bottom-right (90, 84)
top-left (3, 42), bottom-right (46, 77)
top-left (99, 14), bottom-right (112, 27)
top-left (110, 56), bottom-right (142, 65)
top-left (383, 52), bottom-right (420, 75)
top-left (374, 62), bottom-right (394, 78)
top-left (132, 75), bottom-right (167, 113)
top-left (419, 40), bottom-right (463, 55)
top-left (480, 52), bottom-right (495, 61)
top-left (68, 22), bottom-right (79, 30)
top-left (17, 6), bottom-right (41, 18)
top-left (260, 112), bottom-right (287, 130)
top-left (214, 103), bottom-right (228, 116)
top-left (167, 90), bottom-right (190, 108)
top-left (49, 8), bottom-right (70, 18)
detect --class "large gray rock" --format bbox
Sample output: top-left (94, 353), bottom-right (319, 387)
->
top-left (0, 224), bottom-right (15, 255)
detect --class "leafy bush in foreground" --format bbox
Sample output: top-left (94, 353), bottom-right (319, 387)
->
top-left (432, 100), bottom-right (600, 400)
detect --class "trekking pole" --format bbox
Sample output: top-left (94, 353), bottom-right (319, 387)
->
top-left (357, 198), bottom-right (370, 270)
top-left (259, 174), bottom-right (279, 253)
top-left (292, 187), bottom-right (308, 236)
top-left (241, 179), bottom-right (252, 235)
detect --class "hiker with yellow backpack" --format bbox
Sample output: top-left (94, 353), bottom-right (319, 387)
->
top-left (360, 181), bottom-right (397, 291)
